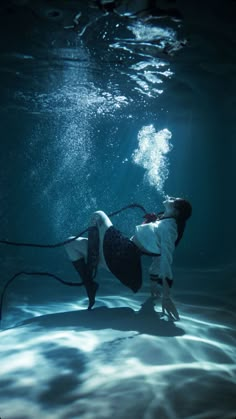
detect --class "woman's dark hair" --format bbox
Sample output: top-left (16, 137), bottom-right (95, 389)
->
top-left (173, 199), bottom-right (192, 246)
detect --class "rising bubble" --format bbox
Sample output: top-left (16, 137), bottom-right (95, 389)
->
top-left (132, 124), bottom-right (173, 195)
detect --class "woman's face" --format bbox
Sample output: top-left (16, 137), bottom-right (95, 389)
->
top-left (163, 197), bottom-right (176, 212)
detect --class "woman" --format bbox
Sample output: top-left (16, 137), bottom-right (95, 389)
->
top-left (64, 197), bottom-right (192, 320)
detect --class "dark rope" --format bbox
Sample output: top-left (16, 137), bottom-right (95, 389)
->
top-left (0, 203), bottom-right (148, 326)
top-left (0, 203), bottom-right (147, 248)
top-left (0, 271), bottom-right (84, 324)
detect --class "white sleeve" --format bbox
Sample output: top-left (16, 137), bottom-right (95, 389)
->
top-left (149, 222), bottom-right (176, 279)
top-left (158, 223), bottom-right (176, 279)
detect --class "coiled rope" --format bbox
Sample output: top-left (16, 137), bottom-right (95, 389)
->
top-left (0, 203), bottom-right (147, 248)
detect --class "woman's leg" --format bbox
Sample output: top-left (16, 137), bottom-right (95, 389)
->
top-left (64, 236), bottom-right (99, 310)
top-left (65, 211), bottom-right (113, 267)
top-left (64, 211), bottom-right (112, 309)
top-left (89, 211), bottom-right (113, 270)
top-left (64, 237), bottom-right (88, 263)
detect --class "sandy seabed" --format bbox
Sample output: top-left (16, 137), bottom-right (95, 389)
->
top-left (0, 270), bottom-right (235, 419)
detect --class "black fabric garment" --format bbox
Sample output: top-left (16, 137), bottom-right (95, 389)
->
top-left (103, 226), bottom-right (142, 293)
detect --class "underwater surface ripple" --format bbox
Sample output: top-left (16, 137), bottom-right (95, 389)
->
top-left (0, 279), bottom-right (235, 419)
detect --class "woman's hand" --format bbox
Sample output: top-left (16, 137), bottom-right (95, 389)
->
top-left (162, 296), bottom-right (179, 321)
top-left (150, 280), bottom-right (161, 298)
top-left (142, 213), bottom-right (158, 224)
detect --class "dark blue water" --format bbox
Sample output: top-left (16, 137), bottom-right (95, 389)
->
top-left (0, 1), bottom-right (235, 418)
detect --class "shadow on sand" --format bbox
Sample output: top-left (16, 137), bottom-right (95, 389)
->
top-left (19, 297), bottom-right (185, 337)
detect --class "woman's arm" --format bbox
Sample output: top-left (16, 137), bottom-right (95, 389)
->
top-left (149, 221), bottom-right (179, 320)
top-left (162, 278), bottom-right (179, 320)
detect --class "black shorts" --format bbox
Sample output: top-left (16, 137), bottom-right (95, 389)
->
top-left (103, 226), bottom-right (142, 293)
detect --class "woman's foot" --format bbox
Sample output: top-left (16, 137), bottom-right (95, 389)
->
top-left (86, 281), bottom-right (99, 310)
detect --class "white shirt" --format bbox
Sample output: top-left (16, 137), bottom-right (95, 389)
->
top-left (133, 218), bottom-right (178, 279)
